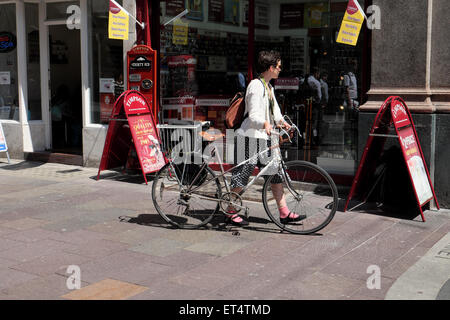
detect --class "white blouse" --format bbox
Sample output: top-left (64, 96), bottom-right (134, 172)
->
top-left (236, 78), bottom-right (283, 140)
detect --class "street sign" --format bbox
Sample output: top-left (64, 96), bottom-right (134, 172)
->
top-left (97, 90), bottom-right (166, 184)
top-left (344, 96), bottom-right (439, 221)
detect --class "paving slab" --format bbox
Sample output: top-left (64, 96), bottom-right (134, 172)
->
top-left (11, 250), bottom-right (91, 277)
top-left (2, 228), bottom-right (63, 243)
top-left (41, 216), bottom-right (101, 233)
top-left (1, 218), bottom-right (49, 230)
top-left (0, 273), bottom-right (87, 300)
top-left (130, 238), bottom-right (191, 257)
top-left (0, 268), bottom-right (38, 290)
top-left (184, 234), bottom-right (254, 257)
top-left (61, 278), bottom-right (148, 300)
top-left (0, 239), bottom-right (76, 263)
top-left (62, 239), bottom-right (129, 259)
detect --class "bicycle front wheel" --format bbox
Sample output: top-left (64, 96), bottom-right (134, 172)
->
top-left (152, 162), bottom-right (222, 229)
top-left (262, 160), bottom-right (338, 234)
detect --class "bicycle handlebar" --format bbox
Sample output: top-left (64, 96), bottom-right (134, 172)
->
top-left (269, 115), bottom-right (302, 144)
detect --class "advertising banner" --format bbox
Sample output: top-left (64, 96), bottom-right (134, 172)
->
top-left (97, 91), bottom-right (166, 184)
top-left (336, 0), bottom-right (365, 46)
top-left (391, 99), bottom-right (433, 206)
top-left (108, 1), bottom-right (129, 40)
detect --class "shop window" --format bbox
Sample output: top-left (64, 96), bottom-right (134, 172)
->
top-left (87, 0), bottom-right (124, 124)
top-left (253, 0), bottom-right (367, 175)
top-left (158, 1), bottom-right (368, 175)
top-left (160, 0), bottom-right (248, 130)
top-left (26, 2), bottom-right (41, 121)
top-left (0, 3), bottom-right (19, 121)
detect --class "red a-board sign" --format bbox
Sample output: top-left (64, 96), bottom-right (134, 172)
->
top-left (97, 90), bottom-right (166, 184)
top-left (344, 96), bottom-right (439, 222)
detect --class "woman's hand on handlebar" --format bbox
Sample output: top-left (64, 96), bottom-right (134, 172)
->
top-left (264, 121), bottom-right (273, 135)
top-left (277, 121), bottom-right (291, 131)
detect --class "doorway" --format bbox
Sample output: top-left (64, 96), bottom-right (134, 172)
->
top-left (49, 24), bottom-right (82, 155)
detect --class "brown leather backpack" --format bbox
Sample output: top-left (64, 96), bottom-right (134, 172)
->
top-left (225, 92), bottom-right (247, 129)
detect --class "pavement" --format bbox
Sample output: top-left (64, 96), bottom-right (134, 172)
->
top-left (0, 158), bottom-right (449, 300)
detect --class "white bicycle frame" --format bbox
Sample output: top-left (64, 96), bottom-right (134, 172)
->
top-left (165, 116), bottom-right (301, 208)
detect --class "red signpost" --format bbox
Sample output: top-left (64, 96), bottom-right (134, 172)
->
top-left (344, 96), bottom-right (439, 221)
top-left (97, 90), bottom-right (166, 184)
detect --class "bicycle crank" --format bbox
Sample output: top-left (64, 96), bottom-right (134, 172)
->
top-left (219, 192), bottom-right (246, 214)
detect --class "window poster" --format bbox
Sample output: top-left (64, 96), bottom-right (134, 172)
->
top-left (166, 0), bottom-right (185, 16)
top-left (224, 0), bottom-right (240, 25)
top-left (208, 0), bottom-right (224, 23)
top-left (304, 2), bottom-right (329, 28)
top-left (279, 3), bottom-right (304, 29)
top-left (243, 1), bottom-right (269, 29)
top-left (186, 0), bottom-right (203, 20)
top-left (0, 72), bottom-right (10, 85)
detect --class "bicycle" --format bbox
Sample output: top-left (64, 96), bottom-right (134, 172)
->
top-left (152, 116), bottom-right (338, 235)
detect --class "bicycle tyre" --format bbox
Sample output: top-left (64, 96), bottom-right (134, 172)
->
top-left (262, 160), bottom-right (338, 235)
top-left (152, 162), bottom-right (222, 229)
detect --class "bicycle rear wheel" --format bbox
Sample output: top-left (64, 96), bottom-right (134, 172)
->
top-left (152, 162), bottom-right (222, 229)
top-left (262, 160), bottom-right (338, 234)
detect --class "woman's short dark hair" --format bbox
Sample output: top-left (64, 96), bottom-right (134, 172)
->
top-left (257, 50), bottom-right (281, 74)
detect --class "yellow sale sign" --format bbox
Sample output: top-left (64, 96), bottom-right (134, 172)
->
top-left (108, 1), bottom-right (129, 40)
top-left (336, 0), bottom-right (365, 46)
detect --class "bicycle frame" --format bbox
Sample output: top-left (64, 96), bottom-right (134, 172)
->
top-left (166, 136), bottom-right (297, 202)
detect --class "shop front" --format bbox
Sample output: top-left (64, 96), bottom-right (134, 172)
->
top-left (0, 0), bottom-right (370, 181)
top-left (156, 0), bottom-right (370, 181)
top-left (0, 0), bottom-right (132, 165)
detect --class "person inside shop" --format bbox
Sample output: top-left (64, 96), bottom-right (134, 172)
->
top-left (307, 67), bottom-right (324, 145)
top-left (320, 71), bottom-right (329, 107)
top-left (236, 72), bottom-right (246, 92)
top-left (343, 62), bottom-right (359, 111)
top-left (51, 84), bottom-right (70, 149)
top-left (226, 50), bottom-right (305, 226)
top-left (114, 73), bottom-right (124, 100)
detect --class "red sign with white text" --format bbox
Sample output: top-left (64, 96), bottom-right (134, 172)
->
top-left (124, 92), bottom-right (165, 174)
top-left (97, 91), bottom-right (165, 184)
top-left (391, 99), bottom-right (433, 206)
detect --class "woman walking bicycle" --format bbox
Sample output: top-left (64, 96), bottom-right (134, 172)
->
top-left (152, 52), bottom-right (338, 234)
top-left (226, 50), bottom-right (305, 226)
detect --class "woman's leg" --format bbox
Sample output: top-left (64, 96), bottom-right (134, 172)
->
top-left (271, 183), bottom-right (287, 208)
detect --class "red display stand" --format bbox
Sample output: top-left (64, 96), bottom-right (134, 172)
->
top-left (344, 96), bottom-right (439, 221)
top-left (96, 90), bottom-right (166, 184)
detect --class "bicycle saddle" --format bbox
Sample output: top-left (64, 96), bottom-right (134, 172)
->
top-left (199, 130), bottom-right (225, 142)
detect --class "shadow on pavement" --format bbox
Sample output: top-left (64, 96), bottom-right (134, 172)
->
top-left (342, 198), bottom-right (423, 221)
top-left (120, 212), bottom-right (324, 236)
top-left (0, 160), bottom-right (45, 171)
top-left (93, 170), bottom-right (157, 185)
